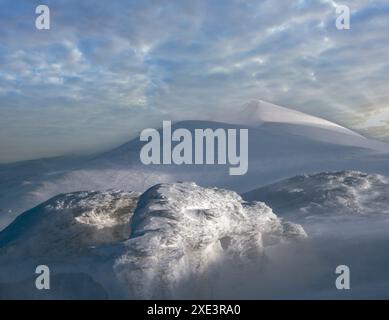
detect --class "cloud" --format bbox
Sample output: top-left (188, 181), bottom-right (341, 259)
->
top-left (0, 0), bottom-right (389, 161)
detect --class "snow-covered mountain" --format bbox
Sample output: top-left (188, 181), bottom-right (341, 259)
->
top-left (1, 100), bottom-right (389, 299)
top-left (234, 100), bottom-right (362, 136)
top-left (2, 174), bottom-right (389, 299)
top-left (230, 100), bottom-right (389, 151)
top-left (1, 100), bottom-right (389, 230)
top-left (0, 182), bottom-right (305, 299)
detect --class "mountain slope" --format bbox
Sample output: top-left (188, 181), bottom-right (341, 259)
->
top-left (235, 100), bottom-right (362, 137)
top-left (230, 100), bottom-right (389, 151)
top-left (1, 101), bottom-right (389, 230)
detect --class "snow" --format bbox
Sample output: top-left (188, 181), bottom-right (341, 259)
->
top-left (114, 182), bottom-right (306, 298)
top-left (235, 100), bottom-right (363, 137)
top-left (0, 190), bottom-right (139, 257)
top-left (243, 170), bottom-right (389, 219)
top-left (1, 100), bottom-right (389, 231)
top-left (1, 173), bottom-right (389, 299)
top-left (2, 118), bottom-right (388, 233)
top-left (0, 182), bottom-right (306, 299)
top-left (1, 99), bottom-right (389, 299)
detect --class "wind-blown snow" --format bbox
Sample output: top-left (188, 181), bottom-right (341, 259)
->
top-left (238, 170), bottom-right (389, 300)
top-left (114, 182), bottom-right (306, 298)
top-left (0, 182), bottom-right (306, 299)
top-left (243, 170), bottom-right (389, 220)
top-left (2, 174), bottom-right (389, 299)
top-left (0, 190), bottom-right (139, 257)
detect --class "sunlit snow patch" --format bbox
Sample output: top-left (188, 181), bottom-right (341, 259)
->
top-left (114, 182), bottom-right (306, 298)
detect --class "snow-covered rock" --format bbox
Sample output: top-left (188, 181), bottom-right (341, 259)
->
top-left (114, 182), bottom-right (306, 298)
top-left (243, 170), bottom-right (389, 219)
top-left (0, 182), bottom-right (306, 299)
top-left (0, 190), bottom-right (139, 257)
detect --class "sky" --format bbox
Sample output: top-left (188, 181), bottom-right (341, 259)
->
top-left (0, 0), bottom-right (388, 163)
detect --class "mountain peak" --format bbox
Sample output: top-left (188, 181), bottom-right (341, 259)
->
top-left (236, 99), bottom-right (362, 137)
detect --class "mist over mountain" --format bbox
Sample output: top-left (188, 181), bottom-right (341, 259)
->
top-left (1, 174), bottom-right (389, 299)
top-left (1, 100), bottom-right (389, 299)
